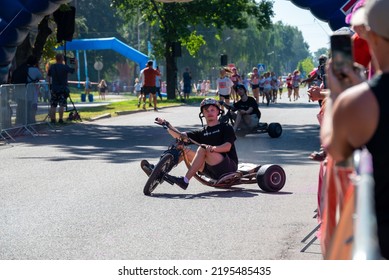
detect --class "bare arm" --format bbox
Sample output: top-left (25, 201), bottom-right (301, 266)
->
top-left (155, 117), bottom-right (186, 140)
top-left (320, 61), bottom-right (374, 161)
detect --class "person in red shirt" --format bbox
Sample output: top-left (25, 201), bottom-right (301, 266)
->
top-left (139, 60), bottom-right (160, 111)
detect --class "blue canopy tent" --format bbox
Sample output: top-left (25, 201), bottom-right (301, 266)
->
top-left (290, 0), bottom-right (359, 31)
top-left (56, 37), bottom-right (149, 73)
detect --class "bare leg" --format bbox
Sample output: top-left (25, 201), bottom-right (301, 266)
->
top-left (50, 107), bottom-right (56, 121)
top-left (233, 113), bottom-right (242, 131)
top-left (59, 106), bottom-right (65, 120)
top-left (185, 146), bottom-right (223, 180)
top-left (153, 94), bottom-right (157, 110)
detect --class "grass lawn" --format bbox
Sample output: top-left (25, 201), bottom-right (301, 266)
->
top-left (41, 91), bottom-right (209, 122)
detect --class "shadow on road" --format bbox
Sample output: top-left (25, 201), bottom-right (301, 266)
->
top-left (147, 187), bottom-right (293, 200)
top-left (12, 113), bottom-right (321, 167)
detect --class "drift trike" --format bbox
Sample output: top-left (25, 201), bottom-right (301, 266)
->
top-left (218, 101), bottom-right (282, 138)
top-left (141, 119), bottom-right (286, 196)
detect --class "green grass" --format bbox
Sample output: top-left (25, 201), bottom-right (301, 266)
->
top-left (37, 91), bottom-right (207, 122)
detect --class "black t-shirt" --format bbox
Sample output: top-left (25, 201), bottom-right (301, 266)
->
top-left (48, 63), bottom-right (75, 92)
top-left (366, 72), bottom-right (389, 259)
top-left (233, 96), bottom-right (261, 118)
top-left (187, 123), bottom-right (238, 164)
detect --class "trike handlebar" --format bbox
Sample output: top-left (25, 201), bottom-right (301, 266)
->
top-left (154, 118), bottom-right (206, 149)
top-left (219, 101), bottom-right (236, 111)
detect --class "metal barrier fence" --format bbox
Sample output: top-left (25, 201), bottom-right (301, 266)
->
top-left (352, 148), bottom-right (382, 259)
top-left (0, 82), bottom-right (52, 142)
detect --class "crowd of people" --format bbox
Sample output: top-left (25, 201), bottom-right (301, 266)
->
top-left (301, 0), bottom-right (388, 260)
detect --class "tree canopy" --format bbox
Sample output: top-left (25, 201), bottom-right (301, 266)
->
top-left (111, 0), bottom-right (275, 98)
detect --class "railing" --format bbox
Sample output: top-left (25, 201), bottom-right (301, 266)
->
top-left (352, 148), bottom-right (382, 259)
top-left (0, 82), bottom-right (52, 142)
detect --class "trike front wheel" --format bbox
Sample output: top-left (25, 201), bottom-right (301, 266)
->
top-left (143, 154), bottom-right (174, 196)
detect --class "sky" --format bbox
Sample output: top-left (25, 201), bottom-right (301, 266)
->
top-left (272, 0), bottom-right (334, 54)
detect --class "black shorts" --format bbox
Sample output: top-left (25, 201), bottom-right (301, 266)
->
top-left (252, 84), bottom-right (259, 90)
top-left (220, 94), bottom-right (230, 100)
top-left (183, 85), bottom-right (191, 94)
top-left (50, 91), bottom-right (68, 107)
top-left (203, 155), bottom-right (237, 179)
top-left (143, 86), bottom-right (156, 95)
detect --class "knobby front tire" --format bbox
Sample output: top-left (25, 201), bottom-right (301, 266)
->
top-left (143, 154), bottom-right (174, 196)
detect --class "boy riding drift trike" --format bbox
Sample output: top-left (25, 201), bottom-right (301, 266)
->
top-left (141, 98), bottom-right (286, 196)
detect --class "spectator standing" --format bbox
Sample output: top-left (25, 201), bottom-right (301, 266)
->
top-left (302, 55), bottom-right (328, 106)
top-left (98, 79), bottom-right (107, 100)
top-left (182, 67), bottom-right (192, 101)
top-left (139, 60), bottom-right (160, 111)
top-left (205, 80), bottom-right (210, 96)
top-left (155, 66), bottom-right (163, 101)
top-left (161, 81), bottom-right (167, 94)
top-left (84, 78), bottom-right (92, 96)
top-left (26, 55), bottom-right (43, 124)
top-left (321, 0), bottom-right (389, 259)
top-left (134, 78), bottom-right (142, 107)
top-left (47, 53), bottom-right (77, 124)
top-left (196, 80), bottom-right (202, 96)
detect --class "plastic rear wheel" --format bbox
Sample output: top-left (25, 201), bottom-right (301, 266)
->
top-left (143, 154), bottom-right (174, 196)
top-left (256, 164), bottom-right (286, 192)
top-left (267, 122), bottom-right (282, 138)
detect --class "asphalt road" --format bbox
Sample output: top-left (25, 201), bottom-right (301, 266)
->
top-left (1, 89), bottom-right (324, 260)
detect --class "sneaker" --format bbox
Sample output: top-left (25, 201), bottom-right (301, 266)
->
top-left (58, 119), bottom-right (64, 124)
top-left (140, 160), bottom-right (154, 176)
top-left (137, 103), bottom-right (140, 108)
top-left (164, 174), bottom-right (188, 190)
top-left (149, 103), bottom-right (152, 107)
top-left (142, 104), bottom-right (146, 110)
top-left (154, 107), bottom-right (158, 111)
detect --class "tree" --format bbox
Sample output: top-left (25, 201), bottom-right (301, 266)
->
top-left (297, 57), bottom-right (314, 78)
top-left (111, 0), bottom-right (274, 99)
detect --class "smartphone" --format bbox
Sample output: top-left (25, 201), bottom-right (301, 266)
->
top-left (330, 33), bottom-right (353, 79)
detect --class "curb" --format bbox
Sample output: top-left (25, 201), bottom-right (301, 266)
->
top-left (90, 113), bottom-right (111, 121)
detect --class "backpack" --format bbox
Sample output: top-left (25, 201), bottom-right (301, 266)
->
top-left (11, 63), bottom-right (29, 84)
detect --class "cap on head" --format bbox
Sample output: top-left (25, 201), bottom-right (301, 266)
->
top-left (147, 60), bottom-right (153, 66)
top-left (363, 0), bottom-right (389, 40)
top-left (235, 83), bottom-right (247, 94)
top-left (319, 54), bottom-right (327, 62)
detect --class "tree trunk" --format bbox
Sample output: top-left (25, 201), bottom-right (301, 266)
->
top-left (165, 41), bottom-right (177, 100)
